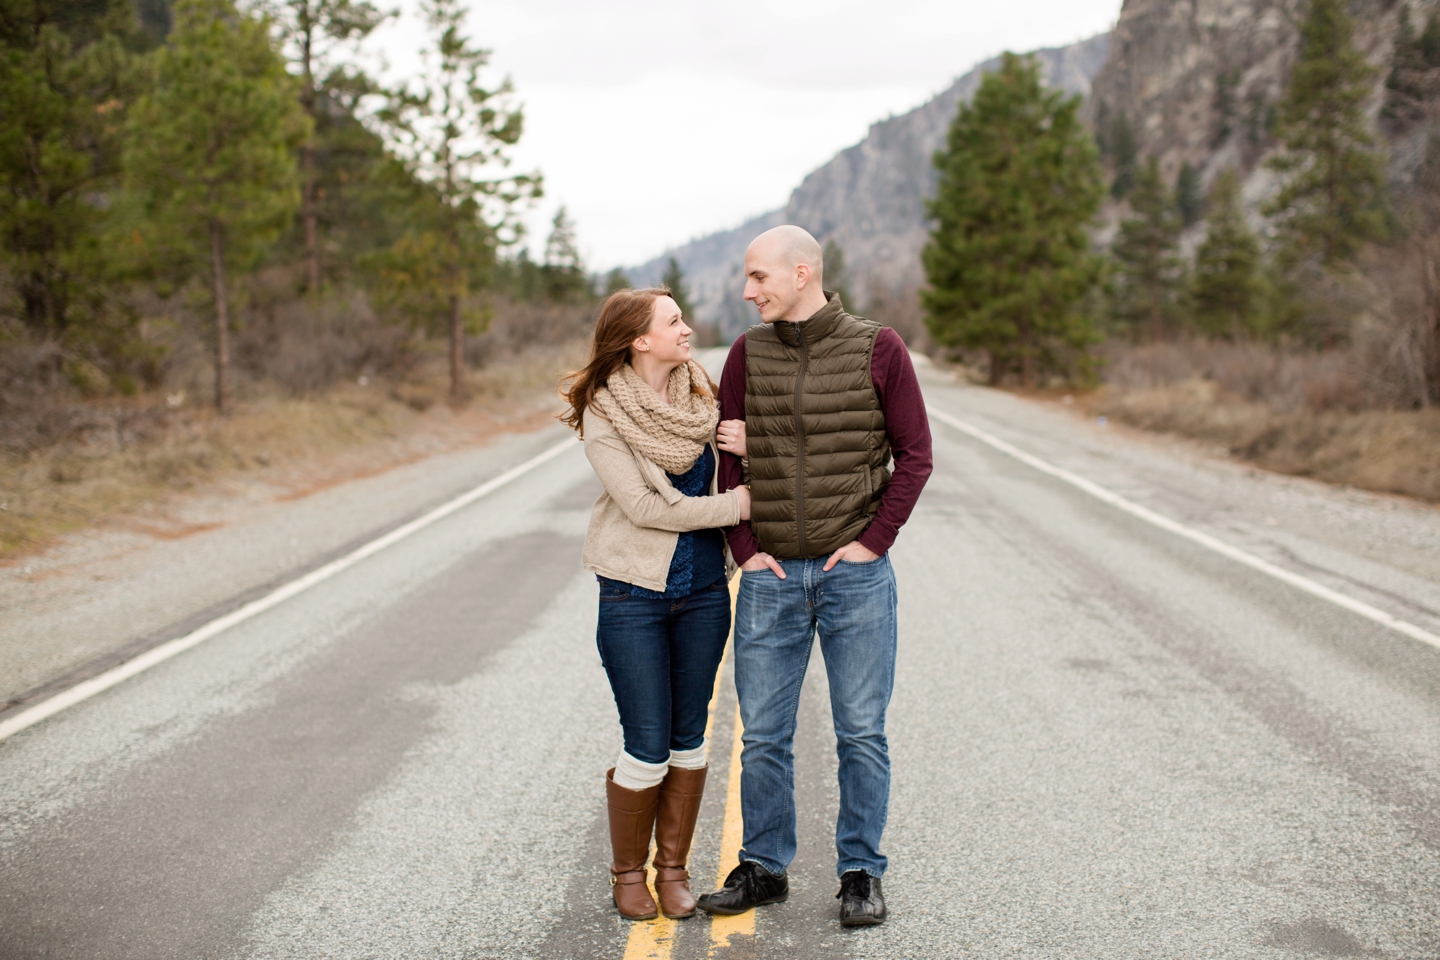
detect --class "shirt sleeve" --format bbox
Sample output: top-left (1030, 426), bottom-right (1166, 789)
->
top-left (717, 335), bottom-right (761, 565)
top-left (858, 327), bottom-right (934, 556)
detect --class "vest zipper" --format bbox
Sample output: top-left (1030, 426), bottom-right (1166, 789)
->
top-left (794, 323), bottom-right (808, 557)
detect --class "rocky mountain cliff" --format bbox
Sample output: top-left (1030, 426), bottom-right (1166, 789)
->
top-left (630, 34), bottom-right (1113, 341)
top-left (1085, 0), bottom-right (1425, 208)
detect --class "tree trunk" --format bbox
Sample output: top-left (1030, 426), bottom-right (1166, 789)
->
top-left (987, 349), bottom-right (1004, 386)
top-left (449, 290), bottom-right (463, 403)
top-left (303, 142), bottom-right (321, 292)
top-left (210, 219), bottom-right (230, 415)
top-left (1019, 320), bottom-right (1034, 388)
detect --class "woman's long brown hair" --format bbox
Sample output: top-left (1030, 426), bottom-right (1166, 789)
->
top-left (559, 285), bottom-right (716, 437)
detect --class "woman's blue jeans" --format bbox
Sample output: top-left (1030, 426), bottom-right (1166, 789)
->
top-left (733, 554), bottom-right (898, 880)
top-left (595, 576), bottom-right (732, 765)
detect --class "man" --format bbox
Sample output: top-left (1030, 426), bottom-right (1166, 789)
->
top-left (697, 225), bottom-right (932, 926)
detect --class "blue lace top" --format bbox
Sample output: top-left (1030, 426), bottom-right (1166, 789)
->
top-left (601, 446), bottom-right (726, 599)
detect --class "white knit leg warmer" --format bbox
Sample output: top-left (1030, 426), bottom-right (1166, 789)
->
top-left (613, 751), bottom-right (668, 791)
top-left (669, 742), bottom-right (707, 770)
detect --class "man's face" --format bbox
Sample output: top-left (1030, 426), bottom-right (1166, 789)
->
top-left (743, 242), bottom-right (802, 324)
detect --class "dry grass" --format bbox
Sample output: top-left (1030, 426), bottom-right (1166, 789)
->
top-left (1092, 341), bottom-right (1440, 502)
top-left (0, 341), bottom-right (585, 560)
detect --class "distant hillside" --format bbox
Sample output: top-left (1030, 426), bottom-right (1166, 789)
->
top-left (629, 33), bottom-right (1112, 342)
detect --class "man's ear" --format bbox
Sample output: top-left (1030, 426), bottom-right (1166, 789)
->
top-left (794, 262), bottom-right (812, 290)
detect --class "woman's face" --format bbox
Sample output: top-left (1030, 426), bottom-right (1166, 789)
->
top-left (634, 296), bottom-right (692, 366)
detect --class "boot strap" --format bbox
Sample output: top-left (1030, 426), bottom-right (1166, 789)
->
top-left (610, 868), bottom-right (648, 887)
top-left (653, 865), bottom-right (689, 883)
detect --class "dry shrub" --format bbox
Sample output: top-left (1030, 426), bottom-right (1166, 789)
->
top-left (1096, 339), bottom-right (1440, 501)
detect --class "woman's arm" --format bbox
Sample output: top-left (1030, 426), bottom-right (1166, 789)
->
top-left (585, 421), bottom-right (742, 533)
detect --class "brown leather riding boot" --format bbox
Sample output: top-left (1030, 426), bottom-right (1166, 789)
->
top-left (605, 768), bottom-right (660, 920)
top-left (652, 765), bottom-right (708, 919)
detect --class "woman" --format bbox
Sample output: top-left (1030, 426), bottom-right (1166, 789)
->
top-left (560, 286), bottom-right (750, 921)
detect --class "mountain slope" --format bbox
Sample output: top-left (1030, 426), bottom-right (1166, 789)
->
top-left (630, 33), bottom-right (1112, 341)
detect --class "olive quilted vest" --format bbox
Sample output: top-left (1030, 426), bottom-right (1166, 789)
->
top-left (744, 294), bottom-right (890, 559)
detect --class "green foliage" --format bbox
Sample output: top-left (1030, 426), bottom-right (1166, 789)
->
top-left (541, 205), bottom-right (587, 300)
top-left (1383, 5), bottom-right (1440, 124)
top-left (1175, 162), bottom-right (1202, 227)
top-left (125, 0), bottom-right (310, 409)
top-left (260, 0), bottom-right (391, 288)
top-left (1109, 111), bottom-right (1137, 198)
top-left (601, 267), bottom-right (629, 296)
top-left (921, 52), bottom-right (1104, 386)
top-left (661, 256), bottom-right (693, 319)
top-left (1212, 68), bottom-right (1240, 146)
top-left (1191, 170), bottom-right (1265, 338)
top-left (374, 0), bottom-right (537, 397)
top-left (821, 238), bottom-right (854, 310)
top-left (0, 0), bottom-right (142, 338)
top-left (1111, 157), bottom-right (1185, 342)
top-left (1264, 0), bottom-right (1386, 267)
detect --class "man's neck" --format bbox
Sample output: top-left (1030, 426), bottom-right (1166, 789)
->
top-left (776, 289), bottom-right (829, 323)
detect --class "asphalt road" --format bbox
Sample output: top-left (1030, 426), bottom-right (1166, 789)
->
top-left (2, 354), bottom-right (1439, 959)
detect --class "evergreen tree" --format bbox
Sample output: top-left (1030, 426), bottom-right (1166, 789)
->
top-left (1111, 156), bottom-right (1184, 342)
top-left (1264, 0), bottom-right (1386, 267)
top-left (125, 0), bottom-right (310, 412)
top-left (376, 0), bottom-right (538, 401)
top-left (1109, 111), bottom-right (1137, 198)
top-left (262, 0), bottom-right (391, 290)
top-left (922, 52), bottom-right (1105, 386)
top-left (821, 238), bottom-right (855, 309)
top-left (661, 256), bottom-right (693, 319)
top-left (601, 266), bottom-right (629, 296)
top-left (0, 0), bottom-right (143, 338)
top-left (1212, 68), bottom-right (1241, 146)
top-left (1191, 169), bottom-right (1264, 339)
top-left (542, 205), bottom-right (586, 299)
top-left (1175, 162), bottom-right (1203, 227)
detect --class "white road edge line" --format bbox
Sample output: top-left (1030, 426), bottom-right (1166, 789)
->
top-left (927, 405), bottom-right (1440, 652)
top-left (0, 436), bottom-right (579, 744)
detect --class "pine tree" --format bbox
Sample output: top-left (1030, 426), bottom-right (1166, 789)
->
top-left (376, 0), bottom-right (538, 401)
top-left (1176, 162), bottom-right (1203, 227)
top-left (125, 0), bottom-right (310, 412)
top-left (1111, 157), bottom-right (1184, 342)
top-left (1264, 0), bottom-right (1386, 267)
top-left (821, 239), bottom-right (855, 309)
top-left (1191, 170), bottom-right (1264, 339)
top-left (1109, 111), bottom-right (1137, 198)
top-left (602, 267), bottom-right (629, 297)
top-left (262, 0), bottom-right (391, 291)
top-left (922, 52), bottom-right (1105, 386)
top-left (661, 256), bottom-right (694, 319)
top-left (542, 205), bottom-right (586, 300)
top-left (0, 0), bottom-right (142, 338)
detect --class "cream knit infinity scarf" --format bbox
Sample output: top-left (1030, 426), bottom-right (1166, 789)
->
top-left (592, 360), bottom-right (718, 475)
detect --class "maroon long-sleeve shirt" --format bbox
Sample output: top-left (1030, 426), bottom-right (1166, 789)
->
top-left (717, 326), bottom-right (933, 564)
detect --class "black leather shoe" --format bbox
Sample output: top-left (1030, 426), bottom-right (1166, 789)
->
top-left (837, 870), bottom-right (886, 927)
top-left (695, 860), bottom-right (789, 915)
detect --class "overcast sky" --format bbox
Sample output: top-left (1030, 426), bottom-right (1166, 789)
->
top-left (370, 0), bottom-right (1120, 271)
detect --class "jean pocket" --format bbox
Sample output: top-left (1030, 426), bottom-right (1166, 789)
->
top-left (838, 554), bottom-right (885, 566)
top-left (597, 577), bottom-right (632, 602)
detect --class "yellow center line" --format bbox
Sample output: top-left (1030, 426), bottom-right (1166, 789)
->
top-left (621, 579), bottom-right (739, 960)
top-left (707, 700), bottom-right (753, 955)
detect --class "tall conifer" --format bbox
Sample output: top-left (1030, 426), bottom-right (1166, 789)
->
top-left (922, 53), bottom-right (1104, 386)
top-left (376, 0), bottom-right (538, 401)
top-left (125, 0), bottom-right (309, 412)
top-left (1264, 0), bottom-right (1386, 266)
top-left (1111, 157), bottom-right (1184, 342)
top-left (1191, 170), bottom-right (1264, 339)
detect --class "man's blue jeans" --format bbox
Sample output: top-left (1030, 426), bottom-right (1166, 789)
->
top-left (733, 554), bottom-right (898, 879)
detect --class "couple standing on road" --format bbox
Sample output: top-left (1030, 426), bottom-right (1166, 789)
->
top-left (559, 225), bottom-right (933, 928)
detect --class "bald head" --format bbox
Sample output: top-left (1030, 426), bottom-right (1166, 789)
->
top-left (743, 225), bottom-right (830, 323)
